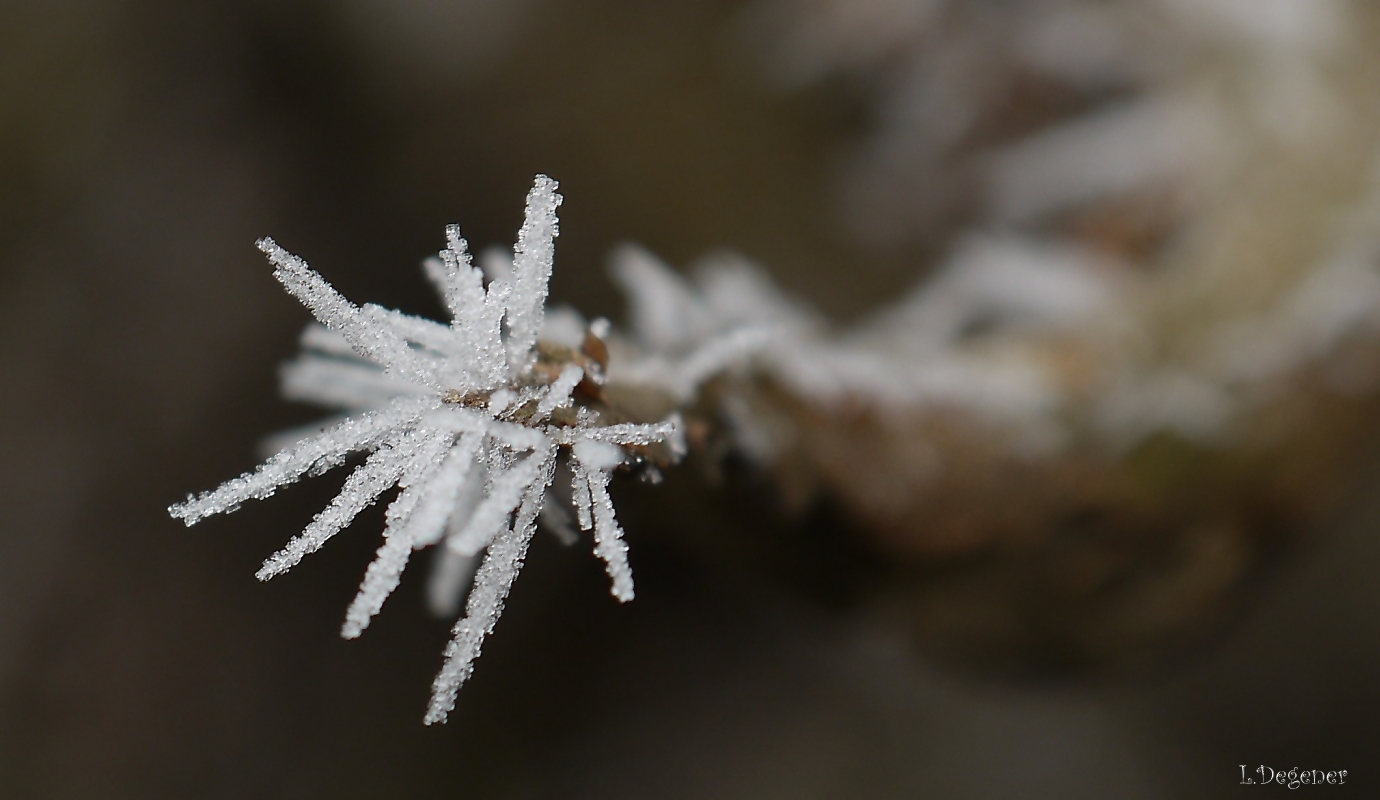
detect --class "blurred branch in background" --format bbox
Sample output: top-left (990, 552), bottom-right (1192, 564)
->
top-left (3, 0), bottom-right (1380, 797)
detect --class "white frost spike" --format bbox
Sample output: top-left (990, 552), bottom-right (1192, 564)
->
top-left (587, 467), bottom-right (635, 602)
top-left (169, 395), bottom-right (439, 526)
top-left (555, 419), bottom-right (678, 447)
top-left (536, 364), bottom-right (584, 419)
top-left (504, 175), bottom-right (562, 374)
top-left (255, 433), bottom-right (416, 581)
top-left (172, 176), bottom-right (684, 724)
top-left (573, 439), bottom-right (634, 601)
top-left (258, 238), bottom-right (438, 389)
top-left (341, 430), bottom-right (456, 639)
top-left (342, 530), bottom-right (413, 639)
top-left (435, 225), bottom-right (480, 322)
top-left (425, 514), bottom-right (533, 725)
top-left (425, 444), bottom-right (556, 725)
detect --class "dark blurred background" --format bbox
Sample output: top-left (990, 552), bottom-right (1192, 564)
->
top-left (2, 1), bottom-right (1378, 797)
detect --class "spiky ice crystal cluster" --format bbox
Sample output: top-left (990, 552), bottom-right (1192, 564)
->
top-left (170, 176), bottom-right (680, 724)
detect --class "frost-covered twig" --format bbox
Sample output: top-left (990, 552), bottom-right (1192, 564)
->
top-left (170, 176), bottom-right (688, 724)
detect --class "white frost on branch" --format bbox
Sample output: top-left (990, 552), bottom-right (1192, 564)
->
top-left (169, 176), bottom-right (680, 725)
top-left (608, 236), bottom-right (1121, 452)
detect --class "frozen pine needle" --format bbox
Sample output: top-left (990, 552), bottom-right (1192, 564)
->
top-left (169, 176), bottom-right (682, 724)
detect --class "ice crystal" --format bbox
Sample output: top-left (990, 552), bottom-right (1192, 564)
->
top-left (170, 176), bottom-right (679, 724)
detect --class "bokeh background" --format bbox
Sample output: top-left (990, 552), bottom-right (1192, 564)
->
top-left (3, 1), bottom-right (1379, 797)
